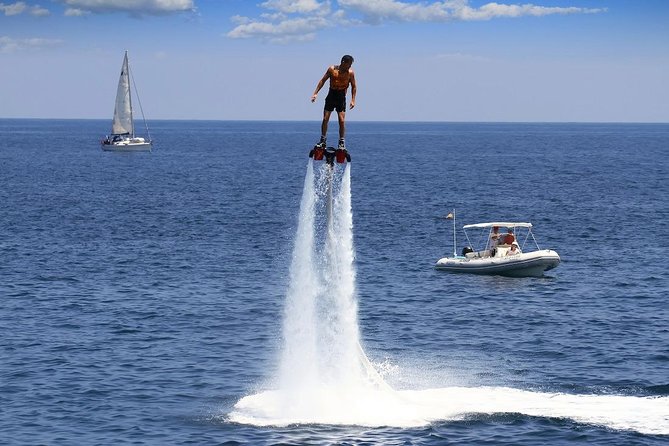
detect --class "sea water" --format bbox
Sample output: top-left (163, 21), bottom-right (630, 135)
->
top-left (1, 119), bottom-right (668, 444)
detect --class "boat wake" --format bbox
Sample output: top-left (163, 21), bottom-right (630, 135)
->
top-left (228, 160), bottom-right (669, 436)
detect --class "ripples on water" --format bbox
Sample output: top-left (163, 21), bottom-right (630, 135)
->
top-left (1, 120), bottom-right (668, 444)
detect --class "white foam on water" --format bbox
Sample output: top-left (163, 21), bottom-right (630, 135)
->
top-left (229, 161), bottom-right (669, 436)
top-left (231, 386), bottom-right (669, 435)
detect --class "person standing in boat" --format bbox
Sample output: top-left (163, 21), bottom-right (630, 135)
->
top-left (311, 55), bottom-right (357, 150)
top-left (489, 226), bottom-right (501, 249)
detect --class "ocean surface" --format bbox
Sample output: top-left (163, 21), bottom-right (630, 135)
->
top-left (1, 119), bottom-right (668, 445)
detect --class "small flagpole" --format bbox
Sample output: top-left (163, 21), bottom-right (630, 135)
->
top-left (452, 208), bottom-right (457, 257)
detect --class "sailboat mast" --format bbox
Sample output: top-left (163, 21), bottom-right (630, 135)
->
top-left (125, 51), bottom-right (135, 138)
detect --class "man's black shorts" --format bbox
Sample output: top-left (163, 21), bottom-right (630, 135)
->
top-left (324, 89), bottom-right (347, 113)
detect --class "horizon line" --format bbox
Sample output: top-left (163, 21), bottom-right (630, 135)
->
top-left (1, 117), bottom-right (668, 125)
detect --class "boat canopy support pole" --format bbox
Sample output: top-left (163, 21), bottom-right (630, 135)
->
top-left (452, 209), bottom-right (456, 257)
top-left (529, 229), bottom-right (541, 250)
top-left (464, 231), bottom-right (474, 251)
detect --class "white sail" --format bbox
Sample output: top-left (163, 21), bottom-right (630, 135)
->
top-left (111, 51), bottom-right (133, 136)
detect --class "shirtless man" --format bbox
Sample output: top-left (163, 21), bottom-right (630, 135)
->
top-left (311, 55), bottom-right (356, 150)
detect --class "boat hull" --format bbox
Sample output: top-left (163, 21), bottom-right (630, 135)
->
top-left (435, 250), bottom-right (560, 278)
top-left (101, 141), bottom-right (152, 152)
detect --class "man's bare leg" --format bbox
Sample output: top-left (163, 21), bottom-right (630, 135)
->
top-left (337, 111), bottom-right (346, 148)
top-left (320, 110), bottom-right (332, 145)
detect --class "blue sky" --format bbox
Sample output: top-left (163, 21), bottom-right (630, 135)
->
top-left (1, 0), bottom-right (667, 122)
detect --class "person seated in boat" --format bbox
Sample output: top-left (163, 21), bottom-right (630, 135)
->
top-left (502, 228), bottom-right (515, 245)
top-left (507, 243), bottom-right (520, 256)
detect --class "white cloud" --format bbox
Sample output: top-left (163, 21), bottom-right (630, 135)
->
top-left (227, 0), bottom-right (346, 43)
top-left (58, 0), bottom-right (195, 16)
top-left (0, 36), bottom-right (63, 53)
top-left (228, 15), bottom-right (330, 44)
top-left (1, 1), bottom-right (50, 16)
top-left (227, 0), bottom-right (606, 42)
top-left (338, 0), bottom-right (449, 23)
top-left (228, 0), bottom-right (334, 42)
top-left (64, 7), bottom-right (87, 16)
top-left (337, 0), bottom-right (605, 23)
top-left (1, 2), bottom-right (27, 15)
top-left (231, 14), bottom-right (251, 25)
top-left (30, 4), bottom-right (50, 16)
top-left (261, 0), bottom-right (330, 15)
top-left (453, 2), bottom-right (605, 21)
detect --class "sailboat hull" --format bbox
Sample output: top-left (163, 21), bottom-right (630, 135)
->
top-left (101, 139), bottom-right (152, 152)
top-left (101, 143), bottom-right (152, 152)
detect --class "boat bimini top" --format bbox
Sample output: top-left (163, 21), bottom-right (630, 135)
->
top-left (463, 222), bottom-right (533, 229)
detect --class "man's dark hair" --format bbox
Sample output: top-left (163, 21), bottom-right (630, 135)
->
top-left (341, 55), bottom-right (354, 64)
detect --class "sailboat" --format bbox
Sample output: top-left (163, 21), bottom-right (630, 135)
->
top-left (101, 51), bottom-right (152, 151)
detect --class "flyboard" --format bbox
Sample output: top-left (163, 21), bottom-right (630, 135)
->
top-left (308, 144), bottom-right (392, 391)
top-left (309, 145), bottom-right (352, 223)
top-left (308, 145), bottom-right (351, 165)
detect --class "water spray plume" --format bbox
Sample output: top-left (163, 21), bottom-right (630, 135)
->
top-left (229, 159), bottom-right (669, 435)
